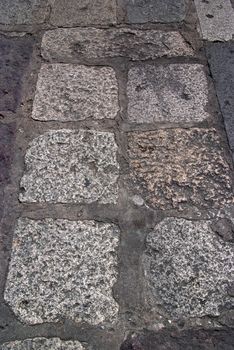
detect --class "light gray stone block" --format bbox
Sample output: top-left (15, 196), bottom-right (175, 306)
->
top-left (0, 338), bottom-right (84, 350)
top-left (41, 28), bottom-right (194, 61)
top-left (4, 218), bottom-right (120, 325)
top-left (127, 64), bottom-right (209, 123)
top-left (19, 129), bottom-right (119, 204)
top-left (143, 218), bottom-right (234, 318)
top-left (32, 64), bottom-right (119, 121)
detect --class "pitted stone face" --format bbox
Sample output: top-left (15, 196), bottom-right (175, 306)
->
top-left (128, 128), bottom-right (233, 210)
top-left (127, 64), bottom-right (209, 124)
top-left (0, 338), bottom-right (84, 350)
top-left (143, 218), bottom-right (234, 318)
top-left (32, 64), bottom-right (119, 121)
top-left (4, 218), bottom-right (120, 325)
top-left (19, 129), bottom-right (119, 204)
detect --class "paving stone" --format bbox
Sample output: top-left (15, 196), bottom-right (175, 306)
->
top-left (143, 218), bottom-right (234, 318)
top-left (0, 338), bottom-right (84, 350)
top-left (121, 328), bottom-right (234, 350)
top-left (0, 123), bottom-right (15, 184)
top-left (0, 0), bottom-right (49, 25)
top-left (4, 218), bottom-right (120, 325)
top-left (32, 64), bottom-right (119, 121)
top-left (194, 0), bottom-right (234, 41)
top-left (206, 42), bottom-right (234, 153)
top-left (0, 35), bottom-right (34, 112)
top-left (128, 129), bottom-right (233, 210)
top-left (49, 0), bottom-right (116, 27)
top-left (41, 28), bottom-right (194, 62)
top-left (122, 0), bottom-right (186, 24)
top-left (19, 129), bottom-right (119, 204)
top-left (127, 64), bottom-right (209, 124)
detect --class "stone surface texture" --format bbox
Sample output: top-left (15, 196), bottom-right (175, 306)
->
top-left (143, 218), bottom-right (234, 318)
top-left (0, 0), bottom-right (49, 25)
top-left (41, 28), bottom-right (194, 61)
top-left (0, 35), bottom-right (34, 112)
top-left (0, 338), bottom-right (84, 350)
top-left (19, 129), bottom-right (119, 204)
top-left (0, 123), bottom-right (15, 184)
top-left (128, 129), bottom-right (233, 210)
top-left (49, 0), bottom-right (116, 26)
top-left (194, 0), bottom-right (234, 41)
top-left (206, 42), bottom-right (234, 154)
top-left (127, 64), bottom-right (209, 124)
top-left (122, 0), bottom-right (186, 23)
top-left (32, 64), bottom-right (119, 121)
top-left (4, 218), bottom-right (120, 325)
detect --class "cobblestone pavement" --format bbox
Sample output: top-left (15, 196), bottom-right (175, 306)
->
top-left (0, 1), bottom-right (234, 349)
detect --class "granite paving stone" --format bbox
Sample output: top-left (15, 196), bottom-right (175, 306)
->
top-left (32, 64), bottom-right (119, 121)
top-left (49, 0), bottom-right (116, 27)
top-left (41, 28), bottom-right (194, 62)
top-left (0, 0), bottom-right (49, 25)
top-left (0, 338), bottom-right (84, 350)
top-left (128, 128), bottom-right (233, 210)
top-left (4, 218), bottom-right (120, 325)
top-left (122, 0), bottom-right (186, 24)
top-left (143, 218), bottom-right (234, 318)
top-left (19, 129), bottom-right (119, 204)
top-left (127, 64), bottom-right (209, 124)
top-left (0, 35), bottom-right (34, 112)
top-left (194, 0), bottom-right (234, 41)
top-left (206, 42), bottom-right (234, 155)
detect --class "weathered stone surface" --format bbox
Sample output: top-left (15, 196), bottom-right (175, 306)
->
top-left (42, 28), bottom-right (194, 61)
top-left (0, 35), bottom-right (34, 112)
top-left (0, 123), bottom-right (15, 184)
top-left (32, 64), bottom-right (119, 121)
top-left (0, 0), bottom-right (49, 25)
top-left (206, 42), bottom-right (234, 153)
top-left (122, 0), bottom-right (186, 23)
top-left (127, 64), bottom-right (209, 124)
top-left (49, 0), bottom-right (116, 27)
top-left (194, 0), bottom-right (234, 41)
top-left (19, 129), bottom-right (119, 204)
top-left (4, 218), bottom-right (119, 325)
top-left (143, 218), bottom-right (234, 319)
top-left (121, 328), bottom-right (234, 350)
top-left (128, 129), bottom-right (233, 210)
top-left (0, 338), bottom-right (84, 350)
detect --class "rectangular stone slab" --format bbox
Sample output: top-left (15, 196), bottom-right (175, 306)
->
top-left (41, 28), bottom-right (194, 61)
top-left (0, 338), bottom-right (84, 350)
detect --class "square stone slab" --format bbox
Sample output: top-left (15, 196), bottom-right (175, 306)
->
top-left (0, 35), bottom-right (34, 112)
top-left (32, 64), bottom-right (119, 121)
top-left (0, 0), bottom-right (49, 25)
top-left (127, 64), bottom-right (209, 124)
top-left (143, 218), bottom-right (234, 318)
top-left (4, 218), bottom-right (120, 325)
top-left (122, 0), bottom-right (186, 23)
top-left (19, 129), bottom-right (119, 204)
top-left (49, 0), bottom-right (116, 27)
top-left (0, 338), bottom-right (84, 350)
top-left (128, 128), bottom-right (233, 210)
top-left (41, 28), bottom-right (194, 62)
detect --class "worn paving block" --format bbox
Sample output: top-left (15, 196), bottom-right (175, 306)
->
top-left (4, 218), bottom-right (120, 325)
top-left (0, 35), bottom-right (34, 112)
top-left (41, 28), bottom-right (194, 61)
top-left (0, 123), bottom-right (15, 184)
top-left (206, 42), bottom-right (234, 152)
top-left (49, 0), bottom-right (116, 26)
top-left (127, 64), bottom-right (209, 124)
top-left (143, 218), bottom-right (234, 318)
top-left (19, 129), bottom-right (119, 204)
top-left (128, 129), bottom-right (233, 210)
top-left (0, 338), bottom-right (84, 350)
top-left (122, 0), bottom-right (186, 23)
top-left (194, 0), bottom-right (234, 41)
top-left (0, 0), bottom-right (49, 25)
top-left (32, 64), bottom-right (119, 121)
